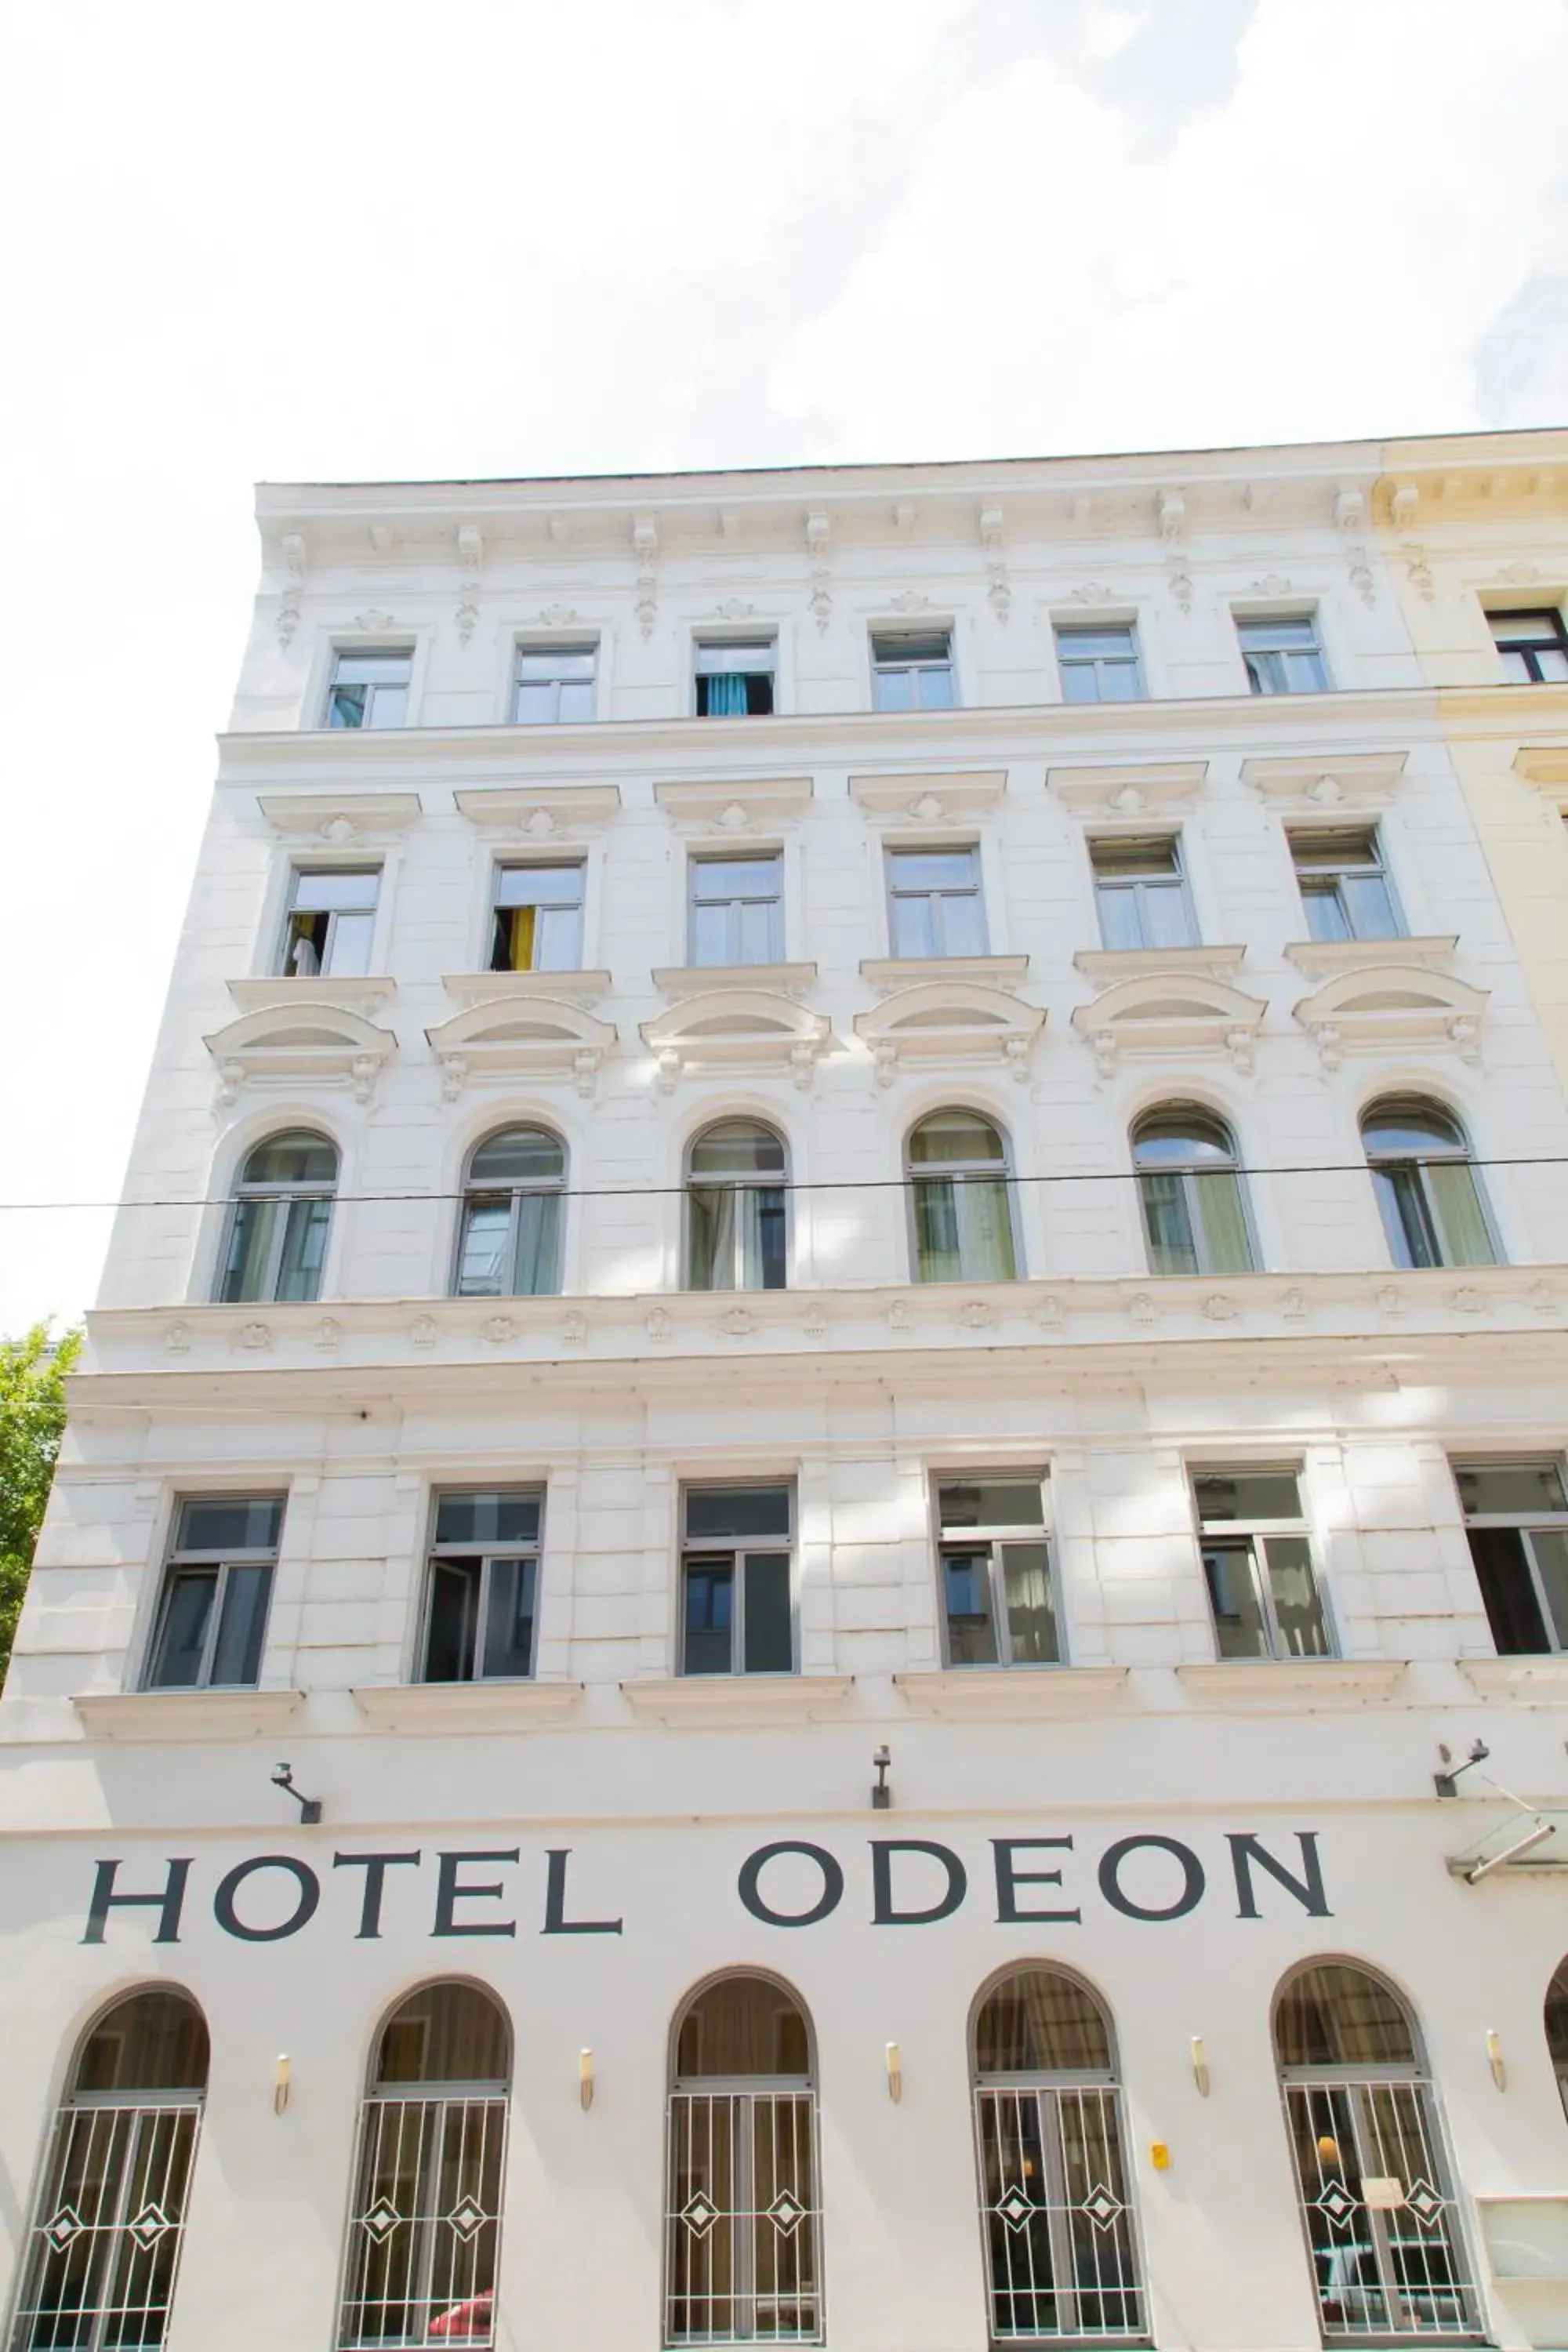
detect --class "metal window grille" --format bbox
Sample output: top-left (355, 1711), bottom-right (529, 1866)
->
top-left (1280, 2074), bottom-right (1481, 2341)
top-left (666, 2089), bottom-right (822, 2345)
top-left (10, 2096), bottom-right (203, 2352)
top-left (337, 2090), bottom-right (508, 2350)
top-left (973, 2085), bottom-right (1146, 2343)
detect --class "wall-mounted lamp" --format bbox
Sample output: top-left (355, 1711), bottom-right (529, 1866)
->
top-left (886, 2042), bottom-right (902, 2103)
top-left (1434, 1740), bottom-right (1490, 1801)
top-left (871, 1747), bottom-right (891, 1811)
top-left (1486, 2029), bottom-right (1507, 2091)
top-left (579, 2049), bottom-right (594, 2111)
top-left (1189, 2037), bottom-right (1210, 2097)
top-left (274, 2054), bottom-right (292, 2115)
top-left (271, 1763), bottom-right (322, 1825)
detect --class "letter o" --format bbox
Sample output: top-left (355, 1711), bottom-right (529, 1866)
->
top-left (214, 1855), bottom-right (321, 1943)
top-left (1097, 1835), bottom-right (1205, 1922)
top-left (738, 1841), bottom-right (844, 1928)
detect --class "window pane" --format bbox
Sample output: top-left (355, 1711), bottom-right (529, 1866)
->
top-left (914, 665), bottom-right (956, 710)
top-left (365, 683), bottom-right (407, 728)
top-left (909, 1111), bottom-right (1005, 1165)
top-left (913, 1178), bottom-right (962, 1282)
top-left (1530, 1530), bottom-right (1568, 1649)
top-left (1142, 884), bottom-right (1195, 950)
top-left (1264, 1537), bottom-right (1328, 1657)
top-left (1192, 1168), bottom-right (1254, 1274)
top-left (891, 893), bottom-right (935, 958)
top-left (325, 909), bottom-right (375, 975)
top-left (292, 869), bottom-right (379, 913)
top-left (513, 1189), bottom-right (561, 1297)
top-left (1096, 886), bottom-right (1145, 952)
top-left (557, 677), bottom-right (596, 720)
top-left (686, 1486), bottom-right (791, 1542)
top-left (1427, 1160), bottom-right (1497, 1267)
top-left (1203, 1542), bottom-right (1269, 1658)
top-left (1341, 872), bottom-right (1397, 937)
top-left (456, 1197), bottom-right (512, 1296)
top-left (1060, 661), bottom-right (1102, 703)
top-left (744, 1187), bottom-right (787, 1291)
top-left (873, 668), bottom-right (917, 713)
top-left (1060, 627), bottom-right (1136, 660)
top-left (686, 1185), bottom-right (733, 1289)
top-left (210, 1563), bottom-right (271, 1685)
top-left (683, 1561), bottom-right (735, 1675)
top-left (275, 1195), bottom-right (331, 1302)
top-left (482, 1557), bottom-right (536, 1678)
top-left (694, 856), bottom-right (780, 899)
top-left (1193, 1470), bottom-right (1301, 1524)
top-left (1097, 659), bottom-right (1143, 702)
top-left (1141, 1172), bottom-right (1198, 1276)
top-left (690, 1122), bottom-right (786, 1179)
top-left (938, 1479), bottom-right (1044, 1532)
top-left (891, 851), bottom-right (978, 893)
top-left (958, 1178), bottom-right (1017, 1281)
top-left (1002, 1542), bottom-right (1058, 1663)
top-left (1092, 840), bottom-right (1178, 880)
top-left (1454, 1461), bottom-right (1568, 1517)
top-left (220, 1195), bottom-right (276, 1301)
top-left (694, 641), bottom-right (775, 676)
top-left (148, 1572), bottom-right (216, 1687)
top-left (735, 895), bottom-right (779, 964)
top-left (1467, 1528), bottom-right (1552, 1654)
top-left (177, 1498), bottom-right (282, 1553)
top-left (514, 680), bottom-right (559, 723)
top-left (943, 1549), bottom-right (998, 1664)
top-left (435, 1493), bottom-right (541, 1548)
top-left (517, 648), bottom-right (597, 681)
top-left (327, 682), bottom-right (368, 728)
top-left (495, 864), bottom-right (584, 908)
top-left (689, 901), bottom-right (731, 966)
top-left (1301, 879), bottom-right (1352, 942)
top-left (533, 899), bottom-right (583, 969)
top-left (425, 1560), bottom-right (477, 1681)
top-left (743, 1554), bottom-right (793, 1672)
top-left (1373, 1164), bottom-right (1437, 1268)
top-left (935, 891), bottom-right (987, 956)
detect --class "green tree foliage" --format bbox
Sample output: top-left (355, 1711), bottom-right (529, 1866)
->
top-left (0, 1322), bottom-right (82, 1689)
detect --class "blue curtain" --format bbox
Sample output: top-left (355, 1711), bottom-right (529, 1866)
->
top-left (706, 673), bottom-right (749, 716)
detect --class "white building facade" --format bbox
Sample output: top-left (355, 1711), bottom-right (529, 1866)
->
top-left (7, 437), bottom-right (1568, 2352)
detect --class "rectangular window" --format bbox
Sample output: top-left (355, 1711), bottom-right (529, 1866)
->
top-left (514, 643), bottom-right (597, 724)
top-left (886, 845), bottom-right (987, 958)
top-left (325, 648), bottom-right (412, 729)
top-left (420, 1489), bottom-right (542, 1682)
top-left (1192, 1467), bottom-right (1329, 1661)
top-left (694, 638), bottom-right (775, 717)
top-left (1054, 622), bottom-right (1145, 704)
top-left (279, 866), bottom-right (379, 978)
top-left (871, 630), bottom-right (956, 711)
top-left (1454, 1458), bottom-right (1568, 1656)
top-left (680, 1484), bottom-right (793, 1675)
top-left (1289, 829), bottom-right (1400, 942)
top-left (490, 862), bottom-right (586, 972)
top-left (1090, 837), bottom-right (1195, 951)
top-left (1237, 613), bottom-right (1328, 695)
top-left (689, 853), bottom-right (782, 966)
top-left (146, 1496), bottom-right (282, 1690)
top-left (1487, 608), bottom-right (1568, 684)
top-left (937, 1475), bottom-right (1059, 1667)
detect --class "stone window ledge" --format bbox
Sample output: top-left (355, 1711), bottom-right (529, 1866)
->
top-left (351, 1682), bottom-right (583, 1733)
top-left (74, 1689), bottom-right (304, 1741)
top-left (619, 1675), bottom-right (854, 1724)
top-left (1461, 1657), bottom-right (1568, 1699)
top-left (894, 1667), bottom-right (1128, 1718)
top-left (1176, 1659), bottom-right (1406, 1703)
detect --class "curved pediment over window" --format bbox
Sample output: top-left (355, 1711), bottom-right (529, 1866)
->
top-left (854, 980), bottom-right (1043, 1087)
top-left (640, 989), bottom-right (831, 1092)
top-left (1294, 964), bottom-right (1488, 1069)
top-left (426, 996), bottom-right (616, 1100)
top-left (204, 1002), bottom-right (396, 1105)
top-left (1072, 971), bottom-right (1266, 1077)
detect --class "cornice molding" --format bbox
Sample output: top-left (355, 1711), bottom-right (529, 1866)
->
top-left (1047, 760), bottom-right (1207, 818)
top-left (73, 1689), bottom-right (304, 1740)
top-left (848, 768), bottom-right (1007, 824)
top-left (618, 1675), bottom-right (854, 1724)
top-left (351, 1681), bottom-right (582, 1731)
top-left (1242, 751), bottom-right (1408, 811)
top-left (453, 783), bottom-right (621, 839)
top-left (256, 789), bottom-right (423, 840)
top-left (892, 1668), bottom-right (1128, 1718)
top-left (654, 775), bottom-right (813, 829)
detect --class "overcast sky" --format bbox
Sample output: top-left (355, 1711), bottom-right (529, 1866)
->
top-left (2, 0), bottom-right (1565, 1336)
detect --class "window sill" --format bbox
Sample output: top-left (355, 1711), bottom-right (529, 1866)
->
top-left (441, 969), bottom-right (612, 1008)
top-left (1074, 945), bottom-right (1245, 982)
top-left (226, 975), bottom-right (397, 1015)
top-left (1461, 1657), bottom-right (1568, 1699)
top-left (1176, 1659), bottom-right (1406, 1703)
top-left (619, 1675), bottom-right (854, 1724)
top-left (351, 1681), bottom-right (583, 1732)
top-left (653, 962), bottom-right (818, 998)
top-left (1285, 935), bottom-right (1457, 977)
top-left (893, 1667), bottom-right (1128, 1718)
top-left (860, 954), bottom-right (1029, 989)
top-left (74, 1688), bottom-right (305, 1740)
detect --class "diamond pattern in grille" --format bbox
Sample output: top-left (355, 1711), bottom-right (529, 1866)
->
top-left (680, 2189), bottom-right (720, 2242)
top-left (362, 2195), bottom-right (401, 2245)
top-left (42, 2206), bottom-right (85, 2255)
top-left (1404, 2178), bottom-right (1444, 2229)
top-left (448, 2194), bottom-right (488, 2244)
top-left (996, 2184), bottom-right (1035, 2232)
top-left (767, 2187), bottom-right (807, 2238)
top-left (126, 2202), bottom-right (172, 2253)
top-left (1081, 2183), bottom-right (1125, 2232)
top-left (1314, 2179), bottom-right (1358, 2230)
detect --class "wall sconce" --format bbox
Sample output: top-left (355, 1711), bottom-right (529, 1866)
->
top-left (274, 2055), bottom-right (291, 2116)
top-left (270, 1763), bottom-right (322, 1825)
top-left (871, 1747), bottom-right (891, 1811)
top-left (885, 2042), bottom-right (902, 2103)
top-left (1486, 2030), bottom-right (1507, 2091)
top-left (579, 2049), bottom-right (594, 2111)
top-left (1189, 2037), bottom-right (1210, 2097)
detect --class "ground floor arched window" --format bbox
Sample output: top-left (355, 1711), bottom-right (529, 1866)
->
top-left (1274, 1961), bottom-right (1479, 2340)
top-left (971, 1965), bottom-right (1146, 2343)
top-left (666, 1972), bottom-right (822, 2345)
top-left (12, 1987), bottom-right (209, 2352)
top-left (1544, 1959), bottom-right (1568, 2121)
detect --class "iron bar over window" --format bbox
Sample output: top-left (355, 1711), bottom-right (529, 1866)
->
top-left (1453, 1457), bottom-right (1568, 1657)
top-left (1192, 1466), bottom-right (1330, 1661)
top-left (420, 1490), bottom-right (542, 1683)
top-left (938, 1474), bottom-right (1060, 1667)
top-left (144, 1496), bottom-right (282, 1691)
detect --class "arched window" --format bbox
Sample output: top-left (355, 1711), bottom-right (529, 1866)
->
top-left (1544, 1961), bottom-right (1568, 2120)
top-left (13, 1987), bottom-right (209, 2352)
top-left (971, 1968), bottom-right (1145, 2343)
top-left (666, 1973), bottom-right (822, 2346)
top-left (1274, 1961), bottom-right (1479, 2339)
top-left (453, 1125), bottom-right (566, 1297)
top-left (907, 1110), bottom-right (1018, 1283)
top-left (339, 1982), bottom-right (511, 2350)
top-left (684, 1121), bottom-right (788, 1291)
top-left (1361, 1099), bottom-right (1497, 1270)
top-left (217, 1129), bottom-right (337, 1304)
top-left (1131, 1107), bottom-right (1254, 1277)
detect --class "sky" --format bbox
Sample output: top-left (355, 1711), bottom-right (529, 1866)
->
top-left (2, 0), bottom-right (1566, 1336)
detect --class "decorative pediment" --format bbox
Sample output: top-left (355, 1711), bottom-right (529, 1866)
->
top-left (257, 792), bottom-right (422, 842)
top-left (639, 989), bottom-right (830, 1091)
top-left (1293, 964), bottom-right (1488, 1069)
top-left (1241, 752), bottom-right (1407, 813)
top-left (204, 1003), bottom-right (395, 1104)
top-left (1047, 762), bottom-right (1207, 821)
top-left (655, 777), bottom-right (812, 830)
top-left (425, 996), bottom-right (615, 1099)
top-left (849, 770), bottom-right (1007, 826)
top-left (454, 784), bottom-right (621, 840)
top-left (1072, 971), bottom-right (1265, 1077)
top-left (854, 981), bottom-right (1043, 1087)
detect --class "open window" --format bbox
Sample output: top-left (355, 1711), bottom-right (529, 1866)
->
top-left (325, 648), bottom-right (412, 728)
top-left (420, 1490), bottom-right (542, 1683)
top-left (937, 1473), bottom-right (1059, 1667)
top-left (1237, 613), bottom-right (1328, 695)
top-left (1453, 1458), bottom-right (1568, 1657)
top-left (490, 862), bottom-right (585, 973)
top-left (695, 639), bottom-right (775, 717)
top-left (144, 1495), bottom-right (282, 1691)
top-left (280, 866), bottom-right (379, 978)
top-left (1192, 1466), bottom-right (1330, 1660)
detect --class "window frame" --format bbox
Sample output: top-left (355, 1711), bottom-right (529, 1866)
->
top-left (677, 1482), bottom-right (797, 1678)
top-left (692, 636), bottom-right (778, 719)
top-left (1452, 1457), bottom-right (1568, 1657)
top-left (511, 639), bottom-right (599, 725)
top-left (1189, 1465), bottom-right (1334, 1662)
top-left (1360, 1098), bottom-right (1500, 1272)
top-left (682, 1120), bottom-right (789, 1294)
top-left (215, 1132), bottom-right (339, 1305)
top-left (323, 644), bottom-right (415, 730)
top-left (143, 1496), bottom-right (285, 1692)
top-left (1088, 833), bottom-right (1196, 952)
top-left (1287, 827), bottom-right (1403, 944)
top-left (417, 1487), bottom-right (545, 1684)
top-left (1131, 1109), bottom-right (1258, 1279)
top-left (1053, 619), bottom-right (1146, 705)
top-left (687, 851), bottom-right (785, 967)
top-left (278, 862), bottom-right (383, 979)
top-left (884, 843), bottom-right (989, 960)
top-left (488, 858), bottom-right (587, 975)
top-left (933, 1472), bottom-right (1062, 1670)
top-left (869, 627), bottom-right (957, 713)
top-left (905, 1111), bottom-right (1022, 1286)
top-left (1486, 605), bottom-right (1568, 685)
top-left (1235, 611), bottom-right (1330, 696)
top-left (452, 1127), bottom-right (567, 1300)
